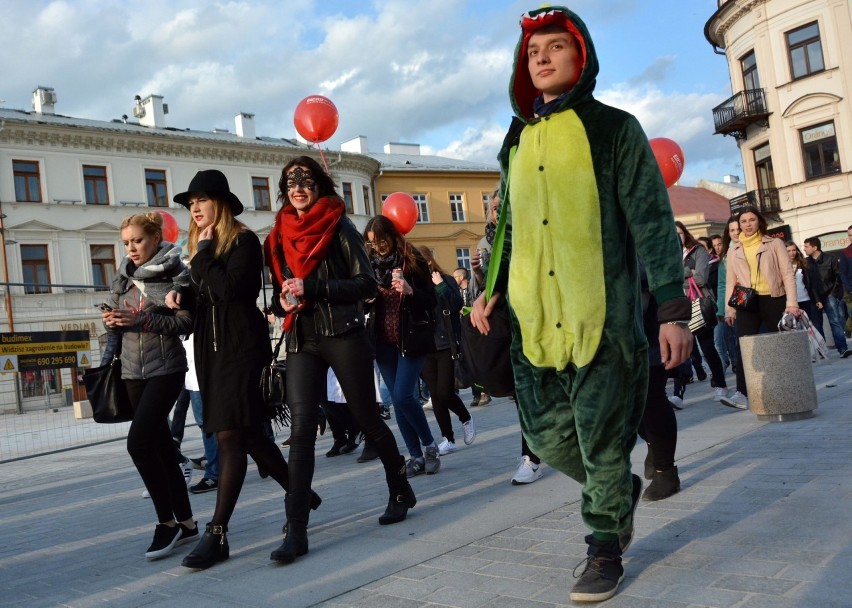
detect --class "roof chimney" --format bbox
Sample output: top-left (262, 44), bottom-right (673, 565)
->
top-left (723, 174), bottom-right (740, 184)
top-left (133, 94), bottom-right (168, 128)
top-left (235, 112), bottom-right (256, 139)
top-left (384, 142), bottom-right (421, 155)
top-left (32, 86), bottom-right (57, 114)
top-left (341, 136), bottom-right (369, 154)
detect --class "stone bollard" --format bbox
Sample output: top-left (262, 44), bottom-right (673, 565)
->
top-left (739, 330), bottom-right (817, 421)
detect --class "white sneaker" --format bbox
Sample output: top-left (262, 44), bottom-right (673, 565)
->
top-left (668, 395), bottom-right (684, 410)
top-left (422, 398), bottom-right (433, 410)
top-left (142, 488), bottom-right (150, 499)
top-left (437, 438), bottom-right (457, 455)
top-left (511, 456), bottom-right (543, 485)
top-left (180, 459), bottom-right (193, 487)
top-left (462, 418), bottom-right (476, 446)
top-left (713, 387), bottom-right (729, 402)
top-left (720, 391), bottom-right (748, 410)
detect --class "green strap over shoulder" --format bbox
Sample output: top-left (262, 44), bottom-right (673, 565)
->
top-left (485, 146), bottom-right (515, 300)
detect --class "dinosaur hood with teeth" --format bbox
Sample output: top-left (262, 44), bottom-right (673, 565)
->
top-left (511, 6), bottom-right (598, 120)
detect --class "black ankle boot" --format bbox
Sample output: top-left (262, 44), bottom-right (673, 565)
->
top-left (270, 524), bottom-right (308, 564)
top-left (379, 482), bottom-right (416, 525)
top-left (642, 466), bottom-right (680, 501)
top-left (181, 523), bottom-right (229, 569)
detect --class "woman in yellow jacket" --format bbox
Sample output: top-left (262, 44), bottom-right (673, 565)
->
top-left (722, 206), bottom-right (800, 409)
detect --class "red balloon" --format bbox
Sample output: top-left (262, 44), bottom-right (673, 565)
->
top-left (649, 137), bottom-right (685, 188)
top-left (156, 210), bottom-right (180, 243)
top-left (293, 95), bottom-right (339, 143)
top-left (382, 192), bottom-right (418, 235)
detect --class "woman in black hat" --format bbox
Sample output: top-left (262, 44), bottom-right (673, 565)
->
top-left (264, 156), bottom-right (416, 566)
top-left (171, 170), bottom-right (314, 569)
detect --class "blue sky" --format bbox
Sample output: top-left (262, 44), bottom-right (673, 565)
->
top-left (0, 0), bottom-right (742, 186)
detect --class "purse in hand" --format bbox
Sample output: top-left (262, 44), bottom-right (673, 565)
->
top-left (260, 331), bottom-right (290, 429)
top-left (728, 284), bottom-right (758, 312)
top-left (83, 356), bottom-right (133, 423)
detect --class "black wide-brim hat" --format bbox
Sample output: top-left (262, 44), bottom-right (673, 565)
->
top-left (173, 169), bottom-right (244, 216)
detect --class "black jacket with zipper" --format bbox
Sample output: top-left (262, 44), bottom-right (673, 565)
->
top-left (269, 216), bottom-right (378, 353)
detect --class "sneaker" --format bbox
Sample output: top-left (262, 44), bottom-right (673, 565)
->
top-left (469, 397), bottom-right (480, 408)
top-left (570, 556), bottom-right (624, 602)
top-left (190, 456), bottom-right (207, 471)
top-left (713, 387), bottom-right (729, 402)
top-left (511, 456), bottom-right (543, 485)
top-left (180, 459), bottom-right (193, 487)
top-left (477, 394), bottom-right (492, 407)
top-left (668, 395), bottom-right (684, 410)
top-left (379, 405), bottom-right (391, 420)
top-left (422, 398), bottom-right (433, 410)
top-left (145, 523), bottom-right (184, 560)
top-left (189, 478), bottom-right (218, 494)
top-left (405, 457), bottom-right (425, 478)
top-left (462, 418), bottom-right (476, 445)
top-left (142, 488), bottom-right (150, 499)
top-left (842, 349), bottom-right (852, 359)
top-left (437, 438), bottom-right (457, 455)
top-left (618, 474), bottom-right (642, 554)
top-left (424, 446), bottom-right (441, 474)
top-left (720, 391), bottom-right (748, 410)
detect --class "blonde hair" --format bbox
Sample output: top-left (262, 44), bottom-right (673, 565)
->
top-left (121, 212), bottom-right (163, 240)
top-left (186, 196), bottom-right (247, 258)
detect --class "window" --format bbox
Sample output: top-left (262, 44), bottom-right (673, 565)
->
top-left (21, 245), bottom-right (51, 294)
top-left (449, 194), bottom-right (466, 222)
top-left (20, 370), bottom-right (61, 399)
top-left (90, 245), bottom-right (116, 291)
top-left (13, 160), bottom-right (42, 202)
top-left (363, 186), bottom-right (372, 216)
top-left (800, 122), bottom-right (840, 179)
top-left (786, 22), bottom-right (824, 80)
top-left (413, 194), bottom-right (429, 223)
top-left (342, 182), bottom-right (354, 214)
top-left (753, 144), bottom-right (775, 191)
top-left (252, 177), bottom-right (271, 211)
top-left (83, 165), bottom-right (109, 205)
top-left (145, 169), bottom-right (168, 207)
top-left (741, 50), bottom-right (760, 90)
top-left (456, 247), bottom-right (472, 272)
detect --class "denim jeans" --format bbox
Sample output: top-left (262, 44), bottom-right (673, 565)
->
top-left (375, 340), bottom-right (435, 458)
top-left (713, 318), bottom-right (740, 370)
top-left (189, 390), bottom-right (219, 480)
top-left (812, 295), bottom-right (849, 353)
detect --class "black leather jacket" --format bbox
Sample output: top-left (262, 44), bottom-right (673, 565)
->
top-left (270, 216), bottom-right (377, 353)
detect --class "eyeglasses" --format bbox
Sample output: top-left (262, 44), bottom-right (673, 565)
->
top-left (367, 239), bottom-right (391, 250)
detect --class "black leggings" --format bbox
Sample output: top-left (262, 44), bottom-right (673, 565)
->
top-left (638, 365), bottom-right (677, 470)
top-left (733, 295), bottom-right (787, 395)
top-left (693, 324), bottom-right (727, 389)
top-left (421, 349), bottom-right (471, 443)
top-left (286, 324), bottom-right (403, 522)
top-left (126, 373), bottom-right (192, 524)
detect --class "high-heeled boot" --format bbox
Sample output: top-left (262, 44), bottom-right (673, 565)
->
top-left (281, 489), bottom-right (322, 534)
top-left (379, 456), bottom-right (417, 525)
top-left (271, 491), bottom-right (310, 564)
top-left (181, 523), bottom-right (229, 569)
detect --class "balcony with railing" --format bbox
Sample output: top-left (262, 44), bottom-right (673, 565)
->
top-left (712, 89), bottom-right (770, 139)
top-left (729, 188), bottom-right (780, 215)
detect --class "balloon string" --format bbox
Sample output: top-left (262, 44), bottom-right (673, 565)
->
top-left (316, 144), bottom-right (330, 174)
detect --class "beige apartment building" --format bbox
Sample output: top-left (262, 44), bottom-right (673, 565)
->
top-left (705, 0), bottom-right (852, 250)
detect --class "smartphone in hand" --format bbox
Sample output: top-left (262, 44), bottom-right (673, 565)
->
top-left (94, 303), bottom-right (113, 312)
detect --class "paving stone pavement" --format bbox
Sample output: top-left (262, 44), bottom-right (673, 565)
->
top-left (1, 354), bottom-right (850, 607)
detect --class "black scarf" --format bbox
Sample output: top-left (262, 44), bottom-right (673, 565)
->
top-left (532, 90), bottom-right (571, 118)
top-left (371, 251), bottom-right (404, 288)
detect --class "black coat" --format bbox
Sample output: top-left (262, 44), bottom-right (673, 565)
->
top-left (190, 230), bottom-right (271, 432)
top-left (432, 273), bottom-right (464, 352)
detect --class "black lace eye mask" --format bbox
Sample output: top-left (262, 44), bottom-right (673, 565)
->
top-left (286, 167), bottom-right (317, 192)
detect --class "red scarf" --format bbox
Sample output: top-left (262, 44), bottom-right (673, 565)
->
top-left (264, 196), bottom-right (344, 330)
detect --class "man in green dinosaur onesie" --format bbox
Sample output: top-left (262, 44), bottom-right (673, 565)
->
top-left (470, 6), bottom-right (692, 602)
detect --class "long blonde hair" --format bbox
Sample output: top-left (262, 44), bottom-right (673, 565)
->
top-left (186, 197), bottom-right (247, 258)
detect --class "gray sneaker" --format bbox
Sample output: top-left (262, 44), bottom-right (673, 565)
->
top-left (424, 446), bottom-right (441, 475)
top-left (570, 556), bottom-right (624, 602)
